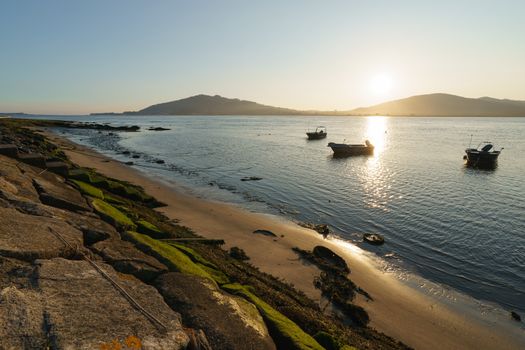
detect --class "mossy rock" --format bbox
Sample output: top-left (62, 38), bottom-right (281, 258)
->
top-left (168, 243), bottom-right (229, 284)
top-left (70, 180), bottom-right (104, 199)
top-left (113, 204), bottom-right (139, 220)
top-left (170, 243), bottom-right (218, 269)
top-left (69, 169), bottom-right (158, 205)
top-left (68, 168), bottom-right (93, 182)
top-left (137, 220), bottom-right (166, 238)
top-left (104, 194), bottom-right (126, 205)
top-left (197, 263), bottom-right (230, 285)
top-left (124, 231), bottom-right (215, 283)
top-left (91, 199), bottom-right (136, 231)
top-left (105, 179), bottom-right (155, 203)
top-left (222, 283), bottom-right (324, 350)
top-left (314, 331), bottom-right (340, 350)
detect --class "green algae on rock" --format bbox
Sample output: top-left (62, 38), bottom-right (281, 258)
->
top-left (91, 199), bottom-right (136, 231)
top-left (124, 231), bottom-right (215, 282)
top-left (222, 283), bottom-right (324, 350)
top-left (70, 179), bottom-right (104, 199)
top-left (137, 219), bottom-right (166, 238)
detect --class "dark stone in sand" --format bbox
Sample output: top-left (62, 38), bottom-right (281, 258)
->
top-left (229, 246), bottom-right (250, 261)
top-left (122, 150), bottom-right (131, 155)
top-left (155, 272), bottom-right (275, 350)
top-left (253, 229), bottom-right (277, 237)
top-left (132, 154), bottom-right (140, 158)
top-left (363, 233), bottom-right (385, 245)
top-left (125, 161), bottom-right (134, 165)
top-left (241, 176), bottom-right (263, 181)
top-left (155, 160), bottom-right (165, 164)
top-left (511, 311), bottom-right (521, 322)
top-left (148, 127), bottom-right (171, 131)
top-left (298, 222), bottom-right (330, 236)
top-left (313, 246), bottom-right (349, 274)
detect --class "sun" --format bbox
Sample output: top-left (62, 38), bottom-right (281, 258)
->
top-left (369, 74), bottom-right (393, 95)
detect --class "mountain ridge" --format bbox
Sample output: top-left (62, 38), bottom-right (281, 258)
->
top-left (349, 93), bottom-right (525, 116)
top-left (131, 94), bottom-right (303, 116)
top-left (88, 93), bottom-right (525, 117)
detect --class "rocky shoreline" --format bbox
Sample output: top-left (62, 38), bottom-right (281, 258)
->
top-left (0, 119), bottom-right (411, 349)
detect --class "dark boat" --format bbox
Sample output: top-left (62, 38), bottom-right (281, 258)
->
top-left (328, 140), bottom-right (374, 156)
top-left (306, 126), bottom-right (327, 140)
top-left (464, 141), bottom-right (502, 168)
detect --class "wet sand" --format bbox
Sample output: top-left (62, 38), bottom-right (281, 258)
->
top-left (44, 130), bottom-right (524, 350)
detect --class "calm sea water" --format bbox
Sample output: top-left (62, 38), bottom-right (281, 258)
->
top-left (32, 115), bottom-right (525, 314)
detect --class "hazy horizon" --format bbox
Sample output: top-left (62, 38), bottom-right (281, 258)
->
top-left (2, 0), bottom-right (525, 114)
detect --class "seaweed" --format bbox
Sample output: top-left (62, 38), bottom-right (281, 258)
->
top-left (294, 246), bottom-right (371, 327)
top-left (68, 168), bottom-right (163, 207)
top-left (91, 199), bottom-right (136, 231)
top-left (136, 220), bottom-right (167, 239)
top-left (229, 246), bottom-right (250, 261)
top-left (70, 180), bottom-right (104, 199)
top-left (223, 283), bottom-right (324, 350)
top-left (123, 231), bottom-right (215, 283)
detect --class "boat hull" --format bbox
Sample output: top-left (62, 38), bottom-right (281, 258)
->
top-left (328, 142), bottom-right (374, 157)
top-left (306, 132), bottom-right (327, 140)
top-left (465, 149), bottom-right (500, 168)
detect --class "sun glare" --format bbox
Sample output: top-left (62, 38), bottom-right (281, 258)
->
top-left (369, 74), bottom-right (393, 95)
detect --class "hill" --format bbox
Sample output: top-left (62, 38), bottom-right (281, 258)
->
top-left (131, 94), bottom-right (302, 115)
top-left (349, 93), bottom-right (525, 117)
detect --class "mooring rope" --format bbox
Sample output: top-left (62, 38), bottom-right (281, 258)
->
top-left (47, 227), bottom-right (168, 332)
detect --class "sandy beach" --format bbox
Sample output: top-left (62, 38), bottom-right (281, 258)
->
top-left (43, 130), bottom-right (524, 350)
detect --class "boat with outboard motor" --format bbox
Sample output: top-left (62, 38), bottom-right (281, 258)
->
top-left (464, 141), bottom-right (502, 168)
top-left (306, 126), bottom-right (327, 140)
top-left (327, 140), bottom-right (374, 156)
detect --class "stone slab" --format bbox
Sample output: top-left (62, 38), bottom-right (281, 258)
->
top-left (36, 258), bottom-right (189, 350)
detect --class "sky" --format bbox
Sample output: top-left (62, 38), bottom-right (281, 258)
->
top-left (1, 0), bottom-right (524, 115)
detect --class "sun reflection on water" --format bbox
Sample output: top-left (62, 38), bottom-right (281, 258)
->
top-left (361, 116), bottom-right (393, 211)
top-left (364, 116), bottom-right (388, 157)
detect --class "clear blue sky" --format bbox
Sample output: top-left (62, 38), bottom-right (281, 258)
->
top-left (1, 0), bottom-right (524, 114)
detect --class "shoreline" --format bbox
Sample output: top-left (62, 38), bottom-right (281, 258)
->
top-left (43, 130), bottom-right (524, 350)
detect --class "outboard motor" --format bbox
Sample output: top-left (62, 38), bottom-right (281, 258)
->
top-left (365, 140), bottom-right (372, 147)
top-left (481, 144), bottom-right (493, 152)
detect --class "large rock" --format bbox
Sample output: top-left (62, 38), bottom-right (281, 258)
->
top-left (0, 287), bottom-right (47, 349)
top-left (0, 155), bottom-right (40, 201)
top-left (0, 187), bottom-right (118, 245)
top-left (0, 207), bottom-right (84, 261)
top-left (92, 238), bottom-right (168, 282)
top-left (35, 258), bottom-right (189, 349)
top-left (155, 272), bottom-right (276, 350)
top-left (0, 256), bottom-right (33, 290)
top-left (33, 177), bottom-right (91, 212)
